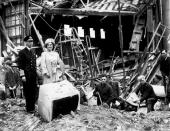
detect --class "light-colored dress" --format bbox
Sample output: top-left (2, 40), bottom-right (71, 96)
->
top-left (41, 51), bottom-right (64, 84)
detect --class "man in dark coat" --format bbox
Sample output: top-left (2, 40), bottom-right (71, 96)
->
top-left (107, 76), bottom-right (121, 108)
top-left (108, 77), bottom-right (120, 99)
top-left (93, 74), bottom-right (114, 107)
top-left (135, 75), bottom-right (157, 113)
top-left (159, 50), bottom-right (170, 103)
top-left (17, 36), bottom-right (37, 113)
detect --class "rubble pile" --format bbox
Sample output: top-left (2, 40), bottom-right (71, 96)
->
top-left (0, 99), bottom-right (170, 130)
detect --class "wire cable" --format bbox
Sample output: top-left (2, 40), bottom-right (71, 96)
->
top-left (39, 15), bottom-right (58, 32)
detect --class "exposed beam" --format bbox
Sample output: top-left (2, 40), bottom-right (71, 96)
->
top-left (0, 0), bottom-right (22, 4)
top-left (135, 0), bottom-right (155, 17)
top-left (29, 0), bottom-right (136, 16)
top-left (29, 7), bottom-right (136, 16)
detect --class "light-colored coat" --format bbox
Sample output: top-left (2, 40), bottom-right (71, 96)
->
top-left (41, 51), bottom-right (64, 84)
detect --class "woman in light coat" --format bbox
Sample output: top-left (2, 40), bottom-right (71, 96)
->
top-left (41, 38), bottom-right (65, 84)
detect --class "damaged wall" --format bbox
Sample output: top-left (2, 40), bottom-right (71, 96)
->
top-left (0, 0), bottom-right (25, 56)
top-left (31, 14), bottom-right (134, 62)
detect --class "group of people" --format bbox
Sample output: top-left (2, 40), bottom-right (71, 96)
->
top-left (93, 73), bottom-right (169, 112)
top-left (1, 35), bottom-right (166, 114)
top-left (4, 34), bottom-right (122, 113)
top-left (2, 35), bottom-right (65, 113)
top-left (0, 54), bottom-right (21, 99)
top-left (0, 33), bottom-right (144, 113)
top-left (134, 74), bottom-right (170, 113)
top-left (131, 50), bottom-right (170, 113)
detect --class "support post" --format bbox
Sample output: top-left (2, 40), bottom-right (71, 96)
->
top-left (118, 0), bottom-right (126, 89)
top-left (85, 35), bottom-right (94, 87)
top-left (25, 0), bottom-right (30, 36)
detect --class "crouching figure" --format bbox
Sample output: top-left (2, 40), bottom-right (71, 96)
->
top-left (93, 74), bottom-right (114, 108)
top-left (135, 75), bottom-right (157, 113)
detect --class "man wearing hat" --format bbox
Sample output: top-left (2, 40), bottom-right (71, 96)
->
top-left (17, 35), bottom-right (38, 113)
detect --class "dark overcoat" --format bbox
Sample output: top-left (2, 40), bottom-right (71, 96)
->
top-left (17, 47), bottom-right (37, 111)
top-left (93, 83), bottom-right (114, 105)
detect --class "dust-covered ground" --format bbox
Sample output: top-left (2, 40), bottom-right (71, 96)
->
top-left (1, 99), bottom-right (170, 131)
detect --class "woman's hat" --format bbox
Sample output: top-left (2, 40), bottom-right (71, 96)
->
top-left (45, 38), bottom-right (55, 45)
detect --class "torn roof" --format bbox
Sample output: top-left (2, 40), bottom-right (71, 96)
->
top-left (75, 0), bottom-right (142, 12)
top-left (30, 0), bottom-right (153, 16)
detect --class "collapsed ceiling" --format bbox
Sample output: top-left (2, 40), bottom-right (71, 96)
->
top-left (30, 0), bottom-right (154, 16)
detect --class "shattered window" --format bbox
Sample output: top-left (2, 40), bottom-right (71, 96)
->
top-left (90, 28), bottom-right (95, 38)
top-left (5, 3), bottom-right (25, 46)
top-left (100, 29), bottom-right (105, 39)
top-left (78, 26), bottom-right (84, 37)
top-left (64, 24), bottom-right (72, 36)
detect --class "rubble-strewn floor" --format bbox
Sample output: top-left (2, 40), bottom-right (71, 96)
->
top-left (1, 99), bottom-right (170, 131)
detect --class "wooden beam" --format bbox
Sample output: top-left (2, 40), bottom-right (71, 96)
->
top-left (29, 7), bottom-right (136, 16)
top-left (123, 50), bottom-right (156, 54)
top-left (29, 14), bottom-right (44, 51)
top-left (135, 0), bottom-right (154, 18)
top-left (0, 0), bottom-right (19, 4)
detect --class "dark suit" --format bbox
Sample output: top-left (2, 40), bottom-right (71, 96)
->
top-left (93, 83), bottom-right (114, 105)
top-left (108, 81), bottom-right (120, 99)
top-left (17, 47), bottom-right (37, 112)
top-left (160, 54), bottom-right (170, 102)
top-left (135, 82), bottom-right (157, 112)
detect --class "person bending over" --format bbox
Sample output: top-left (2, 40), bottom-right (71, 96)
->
top-left (135, 75), bottom-right (157, 113)
top-left (93, 74), bottom-right (114, 108)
